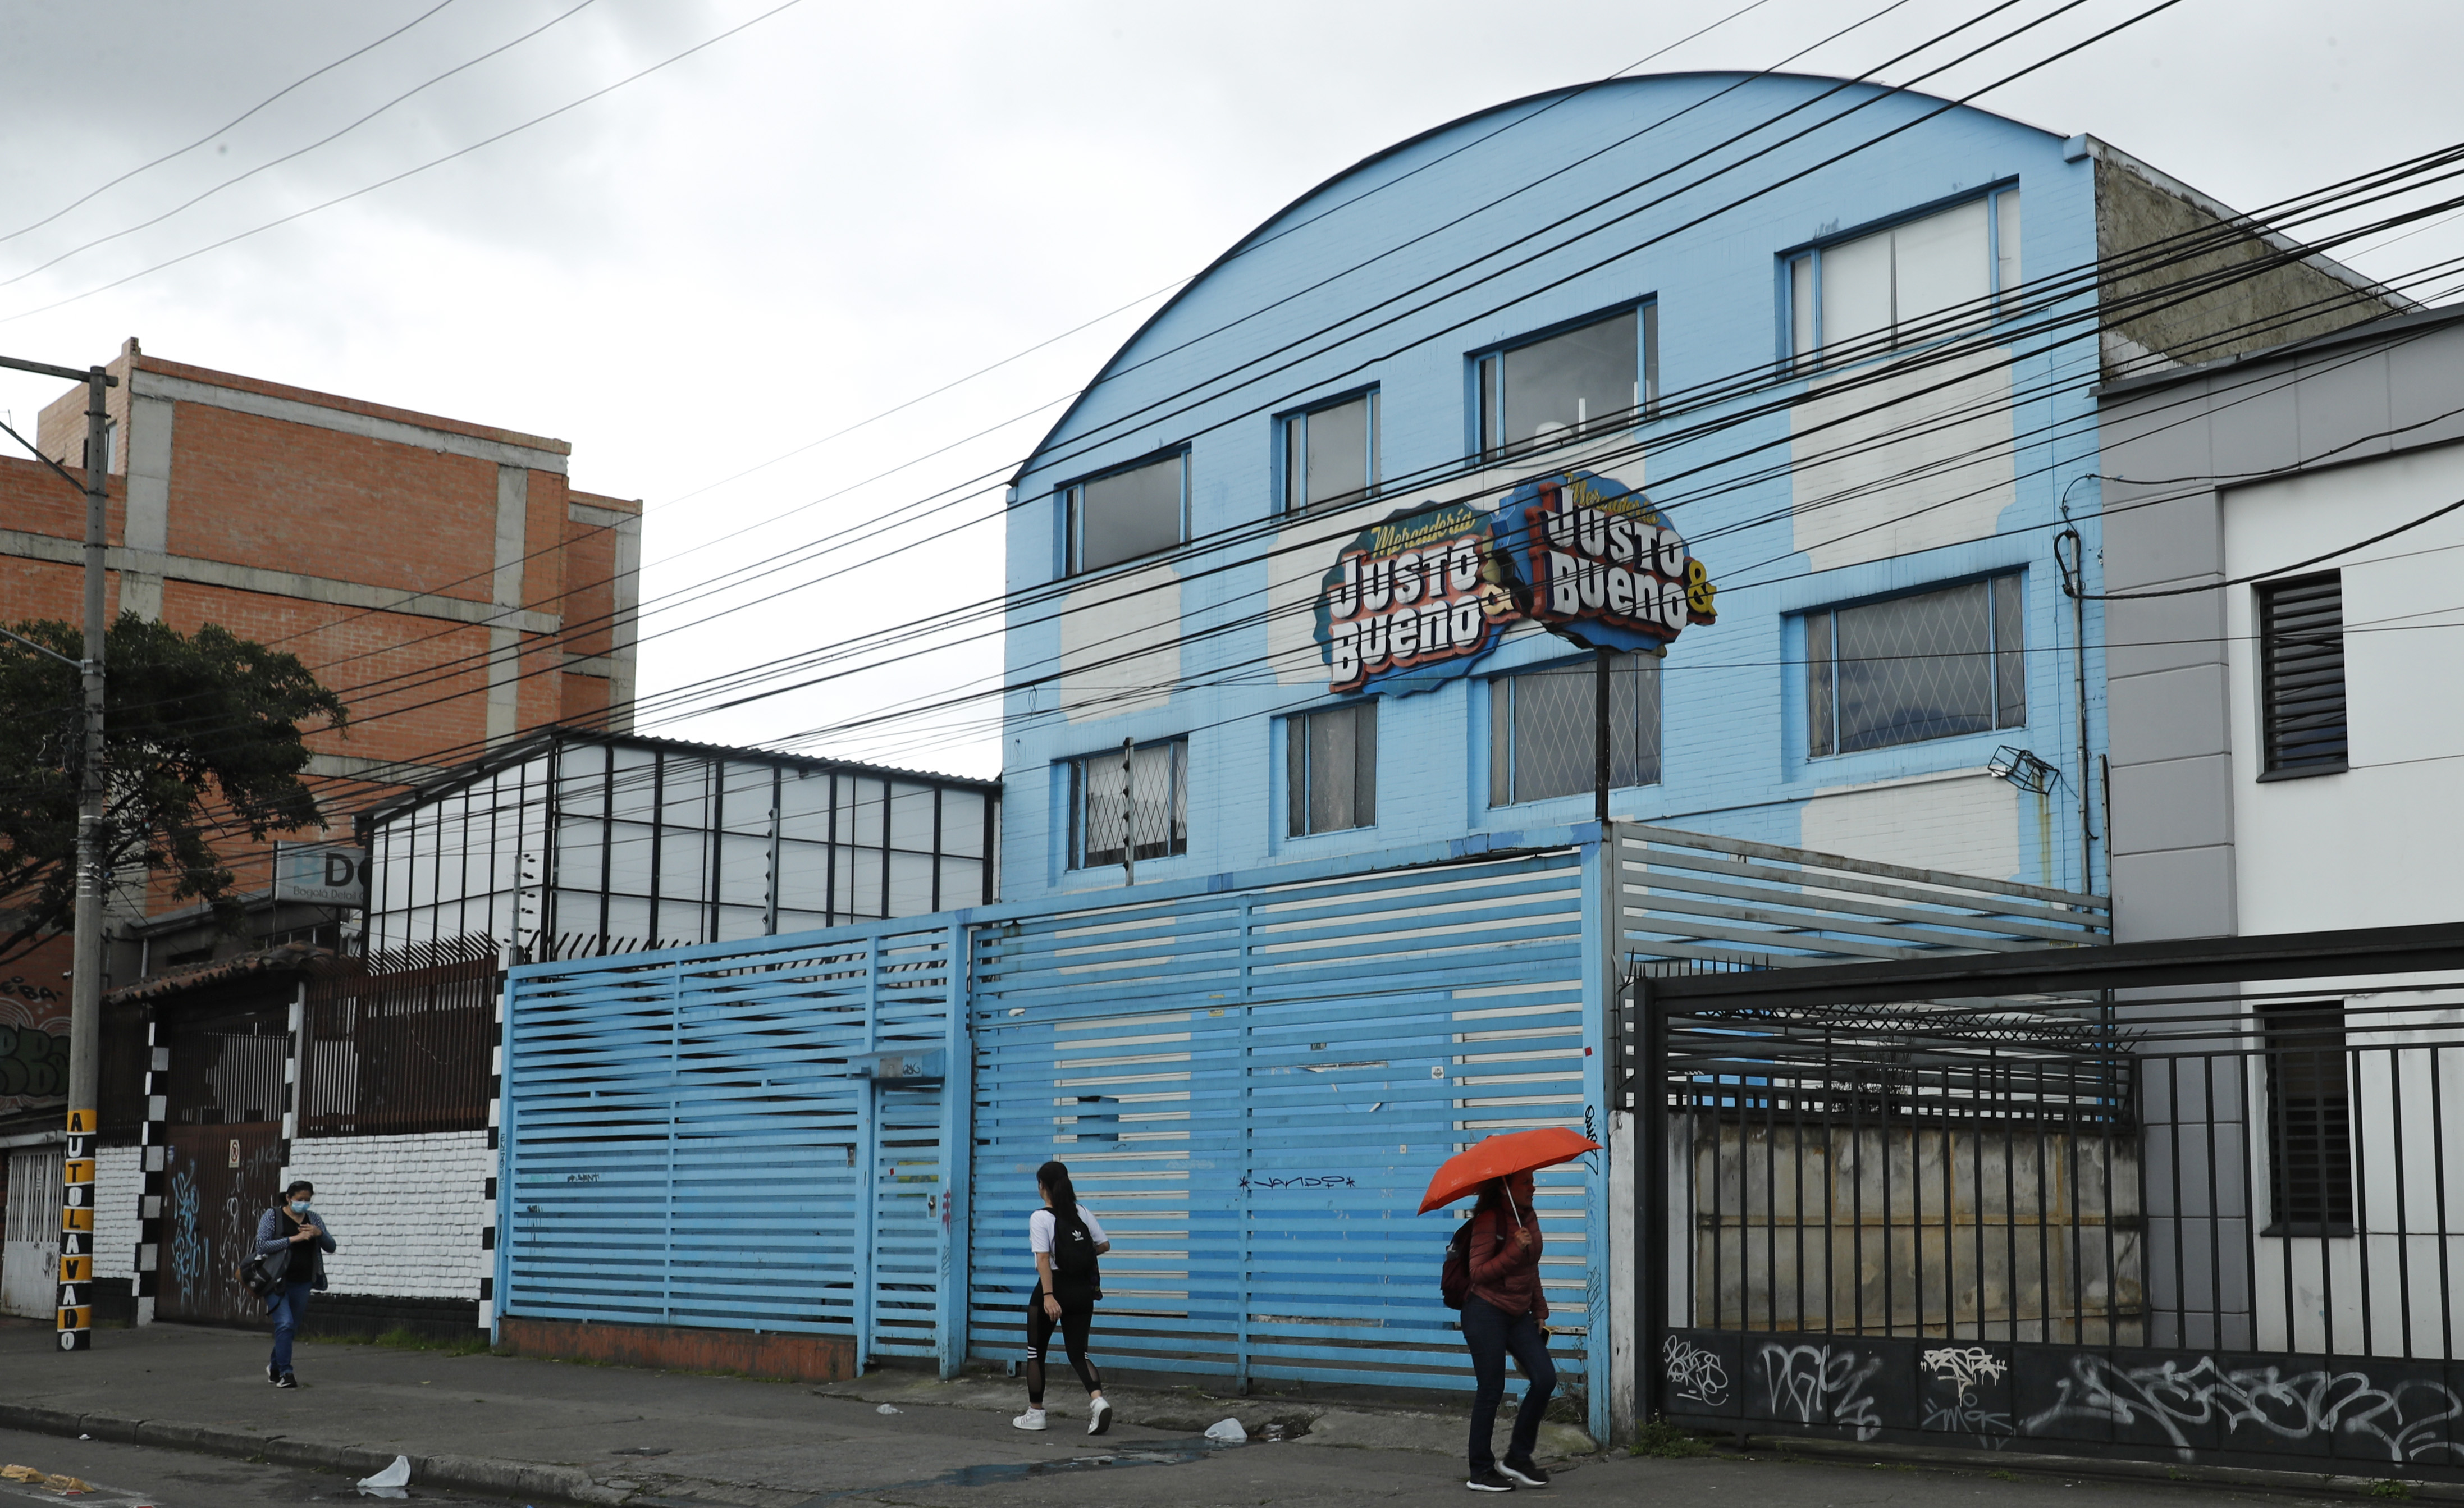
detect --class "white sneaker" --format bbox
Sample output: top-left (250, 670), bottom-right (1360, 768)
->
top-left (1087, 1396), bottom-right (1112, 1436)
top-left (1012, 1408), bottom-right (1048, 1431)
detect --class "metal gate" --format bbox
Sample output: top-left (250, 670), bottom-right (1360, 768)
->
top-left (968, 848), bottom-right (1592, 1393)
top-left (1636, 923), bottom-right (2464, 1477)
top-left (496, 922), bottom-right (966, 1370)
top-left (2, 1147), bottom-right (63, 1318)
top-left (157, 1004), bottom-right (290, 1325)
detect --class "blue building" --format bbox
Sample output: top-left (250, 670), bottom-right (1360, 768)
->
top-left (480, 75), bottom-right (2404, 1447)
top-left (999, 74), bottom-right (2403, 902)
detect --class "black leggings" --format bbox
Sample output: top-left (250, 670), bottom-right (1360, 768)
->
top-left (1024, 1289), bottom-right (1101, 1406)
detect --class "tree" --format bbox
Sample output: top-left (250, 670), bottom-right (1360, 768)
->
top-left (0, 613), bottom-right (349, 964)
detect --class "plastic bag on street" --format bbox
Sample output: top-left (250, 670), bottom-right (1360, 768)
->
top-left (875, 1405), bottom-right (901, 1415)
top-left (1204, 1418), bottom-right (1247, 1445)
top-left (358, 1455), bottom-right (412, 1498)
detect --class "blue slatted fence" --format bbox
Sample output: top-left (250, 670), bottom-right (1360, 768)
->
top-left (496, 921), bottom-right (965, 1369)
top-left (967, 849), bottom-right (1594, 1394)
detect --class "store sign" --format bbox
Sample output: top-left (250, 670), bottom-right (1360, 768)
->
top-left (271, 841), bottom-right (368, 908)
top-left (1314, 470), bottom-right (1715, 696)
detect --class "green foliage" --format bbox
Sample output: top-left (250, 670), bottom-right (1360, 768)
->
top-left (0, 613), bottom-right (346, 962)
top-left (2371, 1480), bottom-right (2413, 1500)
top-left (1630, 1419), bottom-right (1714, 1457)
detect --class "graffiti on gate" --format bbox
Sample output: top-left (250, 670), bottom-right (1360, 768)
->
top-left (2027, 1354), bottom-right (2464, 1464)
top-left (1923, 1345), bottom-right (2015, 1448)
top-left (1664, 1334), bottom-right (1730, 1408)
top-left (1760, 1344), bottom-right (1884, 1441)
top-left (168, 1166), bottom-right (208, 1305)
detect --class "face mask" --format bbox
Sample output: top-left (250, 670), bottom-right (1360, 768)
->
top-left (290, 1200), bottom-right (311, 1214)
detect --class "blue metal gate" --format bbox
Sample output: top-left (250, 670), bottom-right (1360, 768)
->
top-left (967, 849), bottom-right (1595, 1394)
top-left (495, 922), bottom-right (967, 1370)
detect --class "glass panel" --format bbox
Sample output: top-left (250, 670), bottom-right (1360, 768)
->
top-left (939, 790), bottom-right (985, 858)
top-left (849, 846), bottom-right (885, 917)
top-left (604, 820), bottom-right (655, 894)
top-left (660, 756), bottom-right (710, 830)
top-left (1284, 414), bottom-right (1305, 513)
top-left (1807, 611), bottom-right (1835, 757)
top-left (1478, 355), bottom-right (1501, 456)
top-left (602, 894), bottom-right (652, 949)
top-left (830, 844), bottom-right (857, 920)
top-left (1612, 651), bottom-right (1661, 788)
top-left (1893, 197), bottom-right (1990, 336)
top-left (556, 742), bottom-right (608, 817)
top-left (547, 889), bottom-right (602, 943)
top-left (847, 778), bottom-right (886, 849)
top-left (775, 840), bottom-right (829, 912)
top-left (1791, 255), bottom-right (1815, 362)
top-left (608, 746), bottom-right (657, 821)
top-left (1306, 703), bottom-right (1372, 833)
top-left (1499, 309), bottom-right (1637, 454)
top-left (888, 851), bottom-right (935, 915)
top-left (715, 905), bottom-right (767, 943)
top-left (720, 763), bottom-right (775, 834)
top-left (1821, 230), bottom-right (1892, 353)
top-left (716, 832), bottom-right (770, 908)
top-left (657, 828), bottom-right (707, 905)
top-left (939, 856), bottom-right (984, 909)
top-left (779, 769), bottom-right (831, 833)
top-left (889, 783), bottom-right (938, 853)
top-left (1642, 302), bottom-right (1658, 413)
top-left (1076, 453), bottom-right (1183, 573)
top-left (1303, 395), bottom-right (1371, 509)
top-left (1286, 716), bottom-right (1308, 838)
top-left (1996, 189), bottom-right (2022, 309)
top-left (1833, 580), bottom-right (1994, 752)
top-left (1510, 662), bottom-right (1594, 802)
top-left (775, 910), bottom-right (830, 936)
top-left (1992, 573), bottom-right (2026, 729)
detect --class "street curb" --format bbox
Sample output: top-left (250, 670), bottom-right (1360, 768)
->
top-left (1749, 1431), bottom-right (2464, 1502)
top-left (0, 1401), bottom-right (625, 1506)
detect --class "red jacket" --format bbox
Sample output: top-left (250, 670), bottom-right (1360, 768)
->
top-left (1465, 1203), bottom-right (1547, 1320)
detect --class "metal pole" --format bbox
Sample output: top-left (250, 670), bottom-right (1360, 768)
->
top-left (1594, 648), bottom-right (1611, 828)
top-left (1636, 975), bottom-right (1667, 1428)
top-left (1119, 738), bottom-right (1136, 887)
top-left (61, 365), bottom-right (110, 1353)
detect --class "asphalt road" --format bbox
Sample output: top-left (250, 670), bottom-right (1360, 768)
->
top-left (0, 1429), bottom-right (510, 1508)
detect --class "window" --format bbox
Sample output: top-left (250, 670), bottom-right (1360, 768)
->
top-left (1805, 573), bottom-right (2024, 757)
top-left (2261, 999), bottom-right (2354, 1235)
top-left (1478, 305), bottom-right (1654, 461)
top-left (1283, 391), bottom-right (1378, 511)
top-left (2258, 572), bottom-right (2347, 777)
top-left (1068, 738), bottom-right (1188, 868)
top-left (1287, 702), bottom-right (1376, 835)
top-left (1064, 451), bottom-right (1186, 575)
top-left (1788, 188), bottom-right (2019, 369)
top-left (1488, 651), bottom-right (1661, 806)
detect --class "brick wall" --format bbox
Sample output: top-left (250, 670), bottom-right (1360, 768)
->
top-left (282, 1131), bottom-right (491, 1301)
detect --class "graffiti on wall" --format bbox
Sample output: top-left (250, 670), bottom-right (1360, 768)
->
top-left (1759, 1344), bottom-right (1885, 1441)
top-left (0, 983), bottom-right (71, 1116)
top-left (2027, 1353), bottom-right (2464, 1464)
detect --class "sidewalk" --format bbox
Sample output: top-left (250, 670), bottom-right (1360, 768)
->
top-left (0, 1319), bottom-right (2360, 1508)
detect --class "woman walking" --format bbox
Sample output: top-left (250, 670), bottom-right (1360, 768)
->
top-left (255, 1180), bottom-right (336, 1389)
top-left (1461, 1168), bottom-right (1554, 1492)
top-left (1012, 1159), bottom-right (1112, 1436)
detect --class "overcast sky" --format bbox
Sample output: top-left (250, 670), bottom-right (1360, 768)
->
top-left (2, 0), bottom-right (2458, 780)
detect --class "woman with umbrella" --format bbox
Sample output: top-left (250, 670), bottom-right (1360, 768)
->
top-left (1423, 1127), bottom-right (1596, 1492)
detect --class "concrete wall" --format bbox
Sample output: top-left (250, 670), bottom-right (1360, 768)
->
top-left (2100, 307), bottom-right (2464, 940)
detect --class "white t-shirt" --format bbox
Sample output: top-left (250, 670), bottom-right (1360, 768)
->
top-left (1029, 1205), bottom-right (1108, 1254)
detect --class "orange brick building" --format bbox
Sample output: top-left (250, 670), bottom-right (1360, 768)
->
top-left (1, 337), bottom-right (641, 989)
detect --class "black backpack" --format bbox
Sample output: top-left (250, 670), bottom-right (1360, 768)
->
top-left (1439, 1219), bottom-right (1474, 1310)
top-left (1052, 1211), bottom-right (1102, 1297)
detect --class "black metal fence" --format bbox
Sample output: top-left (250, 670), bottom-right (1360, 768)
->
top-left (1634, 926), bottom-right (2464, 1477)
top-left (299, 938), bottom-right (498, 1138)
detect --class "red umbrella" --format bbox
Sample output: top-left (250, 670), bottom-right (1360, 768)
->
top-left (1417, 1127), bottom-right (1602, 1215)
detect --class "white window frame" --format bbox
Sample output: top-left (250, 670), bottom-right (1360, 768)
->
top-left (1784, 185), bottom-right (2021, 372)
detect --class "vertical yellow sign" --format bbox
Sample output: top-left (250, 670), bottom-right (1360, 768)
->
top-left (57, 1108), bottom-right (94, 1352)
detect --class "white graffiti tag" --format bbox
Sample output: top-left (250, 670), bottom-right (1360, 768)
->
top-left (1922, 1346), bottom-right (2015, 1447)
top-left (1761, 1344), bottom-right (1884, 1442)
top-left (1924, 1346), bottom-right (2009, 1391)
top-left (2025, 1355), bottom-right (2464, 1464)
top-left (1663, 1336), bottom-right (1731, 1408)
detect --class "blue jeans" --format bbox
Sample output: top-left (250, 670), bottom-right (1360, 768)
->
top-left (268, 1281), bottom-right (313, 1376)
top-left (1462, 1299), bottom-right (1555, 1472)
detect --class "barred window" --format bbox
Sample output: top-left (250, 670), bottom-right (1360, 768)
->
top-left (1287, 702), bottom-right (1377, 836)
top-left (2258, 573), bottom-right (2347, 777)
top-left (2261, 999), bottom-right (2355, 1235)
top-left (1489, 652), bottom-right (1661, 806)
top-left (1069, 738), bottom-right (1188, 869)
top-left (1805, 573), bottom-right (2024, 757)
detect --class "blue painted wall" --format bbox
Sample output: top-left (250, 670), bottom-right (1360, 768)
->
top-left (1002, 72), bottom-right (2106, 901)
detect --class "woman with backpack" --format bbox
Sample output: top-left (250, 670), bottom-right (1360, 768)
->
top-left (254, 1179), bottom-right (336, 1389)
top-left (1458, 1168), bottom-right (1553, 1492)
top-left (1013, 1159), bottom-right (1112, 1435)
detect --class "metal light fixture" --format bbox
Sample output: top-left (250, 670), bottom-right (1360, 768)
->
top-left (1987, 745), bottom-right (2060, 795)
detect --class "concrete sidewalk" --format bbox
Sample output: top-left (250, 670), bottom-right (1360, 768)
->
top-left (0, 1320), bottom-right (2368, 1508)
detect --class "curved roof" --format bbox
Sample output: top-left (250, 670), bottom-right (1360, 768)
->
top-left (1009, 70), bottom-right (2063, 488)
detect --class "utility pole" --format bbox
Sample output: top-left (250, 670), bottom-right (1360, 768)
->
top-left (1593, 647), bottom-right (1612, 829)
top-left (0, 352), bottom-right (117, 1354)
